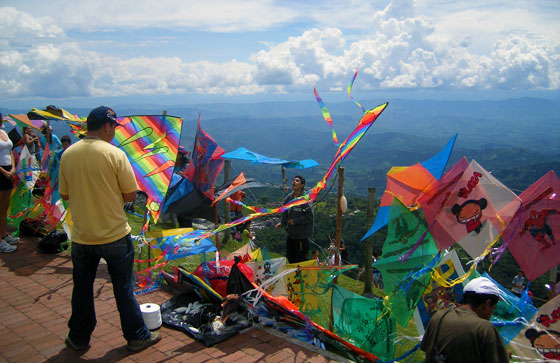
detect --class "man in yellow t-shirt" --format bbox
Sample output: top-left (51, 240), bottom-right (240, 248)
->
top-left (59, 106), bottom-right (161, 352)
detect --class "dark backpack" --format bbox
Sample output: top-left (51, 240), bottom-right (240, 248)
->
top-left (38, 230), bottom-right (68, 253)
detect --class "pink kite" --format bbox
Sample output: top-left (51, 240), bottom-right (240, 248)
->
top-left (419, 157), bottom-right (520, 257)
top-left (503, 171), bottom-right (560, 281)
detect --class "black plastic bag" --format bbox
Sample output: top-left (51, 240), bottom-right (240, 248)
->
top-left (38, 230), bottom-right (68, 253)
top-left (19, 218), bottom-right (48, 237)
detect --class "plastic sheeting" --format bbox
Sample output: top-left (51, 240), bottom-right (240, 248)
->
top-left (332, 285), bottom-right (396, 362)
top-left (221, 147), bottom-right (318, 169)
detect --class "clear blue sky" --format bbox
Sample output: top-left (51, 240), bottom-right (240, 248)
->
top-left (1, 0), bottom-right (559, 107)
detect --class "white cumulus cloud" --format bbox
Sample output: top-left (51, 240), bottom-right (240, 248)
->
top-left (0, 1), bottom-right (559, 100)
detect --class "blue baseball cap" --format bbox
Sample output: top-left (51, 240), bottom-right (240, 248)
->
top-left (87, 106), bottom-right (121, 128)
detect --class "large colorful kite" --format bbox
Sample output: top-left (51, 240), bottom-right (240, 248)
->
top-left (419, 157), bottom-right (521, 257)
top-left (27, 105), bottom-right (82, 122)
top-left (16, 145), bottom-right (40, 191)
top-left (374, 198), bottom-right (439, 328)
top-left (221, 147), bottom-right (318, 169)
top-left (112, 114), bottom-right (183, 223)
top-left (361, 134), bottom-right (457, 241)
top-left (168, 102), bottom-right (388, 245)
top-left (184, 116), bottom-right (224, 201)
top-left (8, 114), bottom-right (43, 130)
top-left (503, 170), bottom-right (560, 281)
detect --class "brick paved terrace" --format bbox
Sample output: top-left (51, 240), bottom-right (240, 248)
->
top-left (0, 233), bottom-right (347, 362)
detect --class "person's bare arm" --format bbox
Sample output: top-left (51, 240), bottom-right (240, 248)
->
top-left (123, 191), bottom-right (136, 203)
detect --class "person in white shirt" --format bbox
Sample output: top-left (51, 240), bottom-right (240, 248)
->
top-left (0, 113), bottom-right (18, 252)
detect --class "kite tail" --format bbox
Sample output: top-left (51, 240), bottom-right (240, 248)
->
top-left (313, 87), bottom-right (339, 146)
top-left (141, 212), bottom-right (151, 234)
top-left (398, 252), bottom-right (441, 294)
top-left (134, 261), bottom-right (167, 295)
top-left (432, 233), bottom-right (503, 288)
top-left (375, 295), bottom-right (393, 325)
top-left (347, 68), bottom-right (365, 113)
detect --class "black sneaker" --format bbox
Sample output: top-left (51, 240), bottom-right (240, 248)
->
top-left (65, 334), bottom-right (90, 351)
top-left (126, 332), bottom-right (161, 352)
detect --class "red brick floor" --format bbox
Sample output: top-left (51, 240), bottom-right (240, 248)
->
top-left (0, 234), bottom-right (345, 362)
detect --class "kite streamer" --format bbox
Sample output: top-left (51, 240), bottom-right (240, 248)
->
top-left (313, 87), bottom-right (339, 146)
top-left (347, 68), bottom-right (365, 113)
top-left (134, 102), bottom-right (387, 296)
top-left (179, 102), bottom-right (388, 244)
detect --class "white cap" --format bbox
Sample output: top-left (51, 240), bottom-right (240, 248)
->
top-left (463, 277), bottom-right (503, 298)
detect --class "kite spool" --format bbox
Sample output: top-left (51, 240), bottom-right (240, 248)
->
top-left (140, 303), bottom-right (162, 330)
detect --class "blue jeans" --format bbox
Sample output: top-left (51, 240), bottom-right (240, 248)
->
top-left (68, 234), bottom-right (150, 346)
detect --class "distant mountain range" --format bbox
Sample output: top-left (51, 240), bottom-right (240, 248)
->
top-left (3, 97), bottom-right (559, 195)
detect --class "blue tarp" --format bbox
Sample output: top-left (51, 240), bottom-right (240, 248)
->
top-left (159, 230), bottom-right (217, 261)
top-left (221, 147), bottom-right (318, 169)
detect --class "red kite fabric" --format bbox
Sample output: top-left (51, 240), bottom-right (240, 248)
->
top-left (503, 171), bottom-right (560, 281)
top-left (184, 116), bottom-right (225, 201)
top-left (379, 164), bottom-right (438, 209)
top-left (8, 114), bottom-right (43, 130)
top-left (212, 172), bottom-right (246, 206)
top-left (419, 158), bottom-right (521, 257)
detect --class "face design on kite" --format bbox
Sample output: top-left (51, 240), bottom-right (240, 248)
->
top-left (451, 198), bottom-right (487, 234)
top-left (521, 209), bottom-right (558, 250)
top-left (525, 328), bottom-right (560, 359)
top-left (263, 261), bottom-right (272, 276)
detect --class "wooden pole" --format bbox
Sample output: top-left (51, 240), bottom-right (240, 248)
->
top-left (214, 205), bottom-right (220, 251)
top-left (335, 166), bottom-right (344, 266)
top-left (329, 166), bottom-right (344, 330)
top-left (223, 160), bottom-right (231, 244)
top-left (282, 166), bottom-right (287, 194)
top-left (363, 187), bottom-right (376, 295)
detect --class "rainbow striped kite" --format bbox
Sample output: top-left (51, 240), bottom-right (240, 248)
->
top-left (315, 103), bottom-right (389, 195)
top-left (187, 102), bottom-right (388, 242)
top-left (113, 115), bottom-right (183, 223)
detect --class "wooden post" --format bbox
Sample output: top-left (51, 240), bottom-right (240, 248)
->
top-left (214, 205), bottom-right (220, 251)
top-left (363, 187), bottom-right (376, 295)
top-left (141, 210), bottom-right (151, 270)
top-left (329, 166), bottom-right (344, 330)
top-left (335, 166), bottom-right (344, 266)
top-left (282, 166), bottom-right (287, 194)
top-left (223, 160), bottom-right (231, 244)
